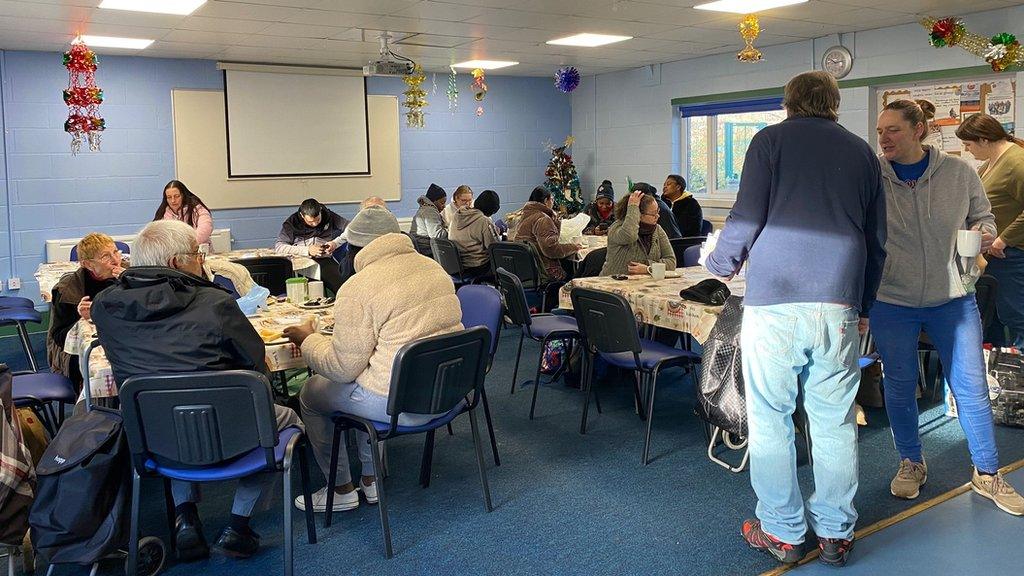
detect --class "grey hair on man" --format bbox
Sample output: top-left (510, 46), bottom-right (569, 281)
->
top-left (132, 220), bottom-right (199, 267)
top-left (783, 70), bottom-right (841, 122)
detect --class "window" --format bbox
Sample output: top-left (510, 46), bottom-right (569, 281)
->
top-left (681, 98), bottom-right (785, 196)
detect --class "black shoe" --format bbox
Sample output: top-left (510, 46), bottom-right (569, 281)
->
top-left (817, 536), bottom-right (854, 567)
top-left (174, 514), bottom-right (210, 562)
top-left (212, 526), bottom-right (260, 559)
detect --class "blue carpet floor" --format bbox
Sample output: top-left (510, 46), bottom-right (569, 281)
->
top-left (4, 328), bottom-right (1024, 576)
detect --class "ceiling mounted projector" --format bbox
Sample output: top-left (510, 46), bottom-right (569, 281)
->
top-left (363, 32), bottom-right (416, 76)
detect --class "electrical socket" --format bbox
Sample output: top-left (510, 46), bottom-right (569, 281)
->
top-left (8, 277), bottom-right (20, 290)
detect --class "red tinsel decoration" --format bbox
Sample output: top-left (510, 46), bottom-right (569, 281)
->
top-left (63, 38), bottom-right (104, 154)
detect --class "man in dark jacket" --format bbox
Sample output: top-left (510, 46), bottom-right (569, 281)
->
top-left (46, 233), bottom-right (123, 387)
top-left (275, 198), bottom-right (349, 294)
top-left (662, 174), bottom-right (704, 237)
top-left (92, 220), bottom-right (302, 563)
top-left (633, 182), bottom-right (681, 239)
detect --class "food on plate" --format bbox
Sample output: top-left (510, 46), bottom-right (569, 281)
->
top-left (258, 327), bottom-right (283, 343)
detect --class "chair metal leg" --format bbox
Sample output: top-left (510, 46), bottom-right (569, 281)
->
top-left (529, 337), bottom-right (547, 420)
top-left (633, 373), bottom-right (646, 420)
top-left (282, 457), bottom-right (294, 576)
top-left (468, 407), bottom-right (494, 512)
top-left (126, 472), bottom-right (141, 576)
top-left (16, 323), bottom-right (38, 373)
top-left (325, 423), bottom-right (342, 528)
top-left (297, 441), bottom-right (317, 544)
top-left (446, 423), bottom-right (454, 436)
top-left (642, 370), bottom-right (660, 465)
top-left (480, 387), bottom-right (500, 466)
top-left (162, 479), bottom-right (176, 556)
top-left (366, 429), bottom-right (393, 559)
top-left (419, 430), bottom-right (436, 488)
top-left (509, 332), bottom-right (525, 395)
top-left (580, 352), bottom-right (595, 434)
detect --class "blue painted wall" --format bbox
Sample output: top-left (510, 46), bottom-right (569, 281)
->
top-left (0, 51), bottom-right (571, 303)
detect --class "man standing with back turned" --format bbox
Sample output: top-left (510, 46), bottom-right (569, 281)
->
top-left (705, 71), bottom-right (887, 568)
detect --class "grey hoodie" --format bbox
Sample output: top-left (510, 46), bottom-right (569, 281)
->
top-left (450, 206), bottom-right (497, 269)
top-left (877, 145), bottom-right (996, 308)
top-left (410, 195), bottom-right (447, 239)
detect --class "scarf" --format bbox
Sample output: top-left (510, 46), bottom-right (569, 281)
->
top-left (597, 204), bottom-right (613, 220)
top-left (638, 222), bottom-right (656, 255)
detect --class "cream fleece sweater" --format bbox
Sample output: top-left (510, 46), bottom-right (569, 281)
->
top-left (300, 233), bottom-right (464, 397)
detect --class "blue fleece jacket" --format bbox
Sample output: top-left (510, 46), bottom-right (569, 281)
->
top-left (705, 116), bottom-right (887, 315)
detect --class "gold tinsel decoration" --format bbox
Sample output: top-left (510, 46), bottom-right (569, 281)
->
top-left (737, 14), bottom-right (763, 63)
top-left (402, 64), bottom-right (428, 128)
top-left (920, 17), bottom-right (1023, 72)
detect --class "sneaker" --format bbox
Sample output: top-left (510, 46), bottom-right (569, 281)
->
top-left (359, 478), bottom-right (378, 504)
top-left (741, 519), bottom-right (802, 564)
top-left (817, 536), bottom-right (854, 567)
top-left (293, 486), bottom-right (359, 512)
top-left (212, 526), bottom-right (260, 559)
top-left (971, 469), bottom-right (1024, 516)
top-left (890, 458), bottom-right (927, 499)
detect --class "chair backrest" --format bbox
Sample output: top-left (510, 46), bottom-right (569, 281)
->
top-left (975, 274), bottom-right (999, 334)
top-left (234, 257), bottom-right (292, 296)
top-left (495, 267), bottom-right (533, 328)
top-left (211, 274), bottom-right (241, 299)
top-left (430, 237), bottom-right (467, 280)
top-left (386, 327), bottom-right (490, 424)
top-left (700, 219), bottom-right (714, 236)
top-left (70, 240), bottom-right (131, 262)
top-left (682, 244), bottom-right (702, 267)
top-left (489, 241), bottom-right (541, 289)
top-left (457, 284), bottom-right (502, 358)
top-left (0, 296), bottom-right (35, 309)
top-left (670, 236), bottom-right (706, 263)
top-left (577, 247), bottom-right (607, 278)
top-left (118, 370), bottom-right (279, 473)
top-left (570, 287), bottom-right (642, 356)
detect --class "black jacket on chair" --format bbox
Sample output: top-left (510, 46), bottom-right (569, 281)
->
top-left (91, 267), bottom-right (268, 384)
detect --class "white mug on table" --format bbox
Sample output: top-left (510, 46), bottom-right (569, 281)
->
top-left (307, 280), bottom-right (325, 300)
top-left (649, 262), bottom-right (666, 281)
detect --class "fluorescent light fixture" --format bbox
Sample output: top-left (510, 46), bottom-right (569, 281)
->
top-left (79, 35), bottom-right (154, 49)
top-left (98, 0), bottom-right (207, 15)
top-left (547, 33), bottom-right (632, 47)
top-left (451, 60), bottom-right (518, 70)
top-left (695, 0), bottom-right (807, 13)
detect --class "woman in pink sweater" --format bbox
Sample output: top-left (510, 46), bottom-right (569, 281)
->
top-left (154, 180), bottom-right (213, 247)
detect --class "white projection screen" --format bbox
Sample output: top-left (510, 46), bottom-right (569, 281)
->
top-left (223, 65), bottom-right (369, 178)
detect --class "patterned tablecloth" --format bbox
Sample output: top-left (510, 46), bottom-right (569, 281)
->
top-left (557, 266), bottom-right (746, 344)
top-left (65, 300), bottom-right (336, 400)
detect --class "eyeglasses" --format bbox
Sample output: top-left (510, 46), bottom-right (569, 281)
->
top-left (640, 211), bottom-right (660, 217)
top-left (91, 250), bottom-right (122, 265)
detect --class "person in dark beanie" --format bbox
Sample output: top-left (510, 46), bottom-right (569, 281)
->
top-left (409, 183), bottom-right (448, 255)
top-left (662, 174), bottom-right (704, 237)
top-left (450, 189), bottom-right (501, 279)
top-left (583, 180), bottom-right (616, 235)
top-left (275, 198), bottom-right (349, 294)
top-left (634, 182), bottom-right (681, 239)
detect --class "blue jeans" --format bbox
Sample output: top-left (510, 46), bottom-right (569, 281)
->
top-left (741, 303), bottom-right (861, 544)
top-left (985, 247), bottom-right (1024, 347)
top-left (869, 297), bottom-right (999, 473)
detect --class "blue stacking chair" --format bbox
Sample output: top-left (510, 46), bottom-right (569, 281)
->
top-left (494, 268), bottom-right (579, 419)
top-left (489, 241), bottom-right (559, 311)
top-left (430, 237), bottom-right (482, 286)
top-left (700, 219), bottom-right (714, 236)
top-left (571, 287), bottom-right (701, 465)
top-left (0, 296), bottom-right (36, 309)
top-left (323, 327), bottom-right (493, 558)
top-left (682, 244), bottom-right (702, 267)
top-left (0, 305), bottom-right (43, 372)
top-left (456, 285), bottom-right (503, 465)
top-left (118, 370), bottom-right (317, 576)
top-left (69, 240), bottom-right (130, 261)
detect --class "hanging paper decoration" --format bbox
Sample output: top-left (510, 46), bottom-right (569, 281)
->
top-left (737, 14), bottom-right (763, 63)
top-left (431, 72), bottom-right (438, 95)
top-left (554, 66), bottom-right (581, 93)
top-left (63, 37), bottom-right (104, 154)
top-left (446, 66), bottom-right (459, 112)
top-left (470, 68), bottom-right (488, 116)
top-left (402, 64), bottom-right (428, 128)
top-left (921, 17), bottom-right (1024, 72)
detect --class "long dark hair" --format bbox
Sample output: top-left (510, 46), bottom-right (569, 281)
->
top-left (154, 180), bottom-right (209, 227)
top-left (529, 186), bottom-right (551, 203)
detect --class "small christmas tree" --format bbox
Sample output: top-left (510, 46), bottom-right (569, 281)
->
top-left (543, 136), bottom-right (583, 215)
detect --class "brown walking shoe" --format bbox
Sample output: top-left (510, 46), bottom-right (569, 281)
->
top-left (890, 458), bottom-right (927, 499)
top-left (971, 469), bottom-right (1024, 516)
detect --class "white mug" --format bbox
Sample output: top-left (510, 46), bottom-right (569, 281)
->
top-left (957, 229), bottom-right (982, 257)
top-left (649, 262), bottom-right (666, 281)
top-left (307, 280), bottom-right (325, 300)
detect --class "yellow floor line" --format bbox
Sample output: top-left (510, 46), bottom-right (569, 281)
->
top-left (758, 457), bottom-right (1024, 576)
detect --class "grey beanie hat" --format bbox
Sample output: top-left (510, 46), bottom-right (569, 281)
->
top-left (346, 206), bottom-right (401, 247)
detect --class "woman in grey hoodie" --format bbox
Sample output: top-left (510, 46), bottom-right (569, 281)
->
top-left (871, 99), bottom-right (1023, 515)
top-left (450, 189), bottom-right (501, 279)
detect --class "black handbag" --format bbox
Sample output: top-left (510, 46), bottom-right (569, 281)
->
top-left (695, 295), bottom-right (747, 437)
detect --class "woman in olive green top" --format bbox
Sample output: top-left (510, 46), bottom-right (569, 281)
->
top-left (958, 114), bottom-right (1024, 346)
top-left (600, 190), bottom-right (676, 276)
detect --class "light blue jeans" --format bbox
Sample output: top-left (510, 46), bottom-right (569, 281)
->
top-left (741, 303), bottom-right (861, 544)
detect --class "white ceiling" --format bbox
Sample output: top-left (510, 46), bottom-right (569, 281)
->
top-left (0, 0), bottom-right (1019, 76)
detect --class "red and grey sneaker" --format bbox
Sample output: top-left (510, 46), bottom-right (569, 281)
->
top-left (741, 519), bottom-right (802, 564)
top-left (817, 536), bottom-right (854, 567)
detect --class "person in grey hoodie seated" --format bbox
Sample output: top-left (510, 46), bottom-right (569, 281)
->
top-left (450, 189), bottom-right (501, 279)
top-left (633, 182), bottom-right (681, 239)
top-left (871, 99), bottom-right (1023, 515)
top-left (275, 198), bottom-right (349, 294)
top-left (409, 183), bottom-right (448, 255)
